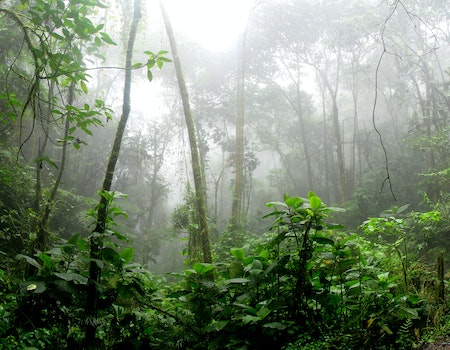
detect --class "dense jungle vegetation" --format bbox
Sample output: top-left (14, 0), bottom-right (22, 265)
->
top-left (0, 0), bottom-right (449, 348)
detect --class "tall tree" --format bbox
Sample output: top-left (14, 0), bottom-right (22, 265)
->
top-left (159, 0), bottom-right (212, 264)
top-left (35, 82), bottom-right (75, 253)
top-left (230, 30), bottom-right (246, 230)
top-left (85, 0), bottom-right (141, 346)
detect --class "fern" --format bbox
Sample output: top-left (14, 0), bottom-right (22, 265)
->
top-left (396, 318), bottom-right (414, 349)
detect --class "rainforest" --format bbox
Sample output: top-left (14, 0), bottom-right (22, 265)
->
top-left (0, 0), bottom-right (449, 349)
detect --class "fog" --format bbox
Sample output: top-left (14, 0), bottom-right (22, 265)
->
top-left (1, 0), bottom-right (449, 272)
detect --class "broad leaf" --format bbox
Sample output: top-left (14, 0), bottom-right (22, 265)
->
top-left (230, 247), bottom-right (245, 261)
top-left (100, 32), bottom-right (117, 45)
top-left (193, 262), bottom-right (214, 275)
top-left (16, 254), bottom-right (42, 270)
top-left (120, 247), bottom-right (134, 264)
top-left (225, 278), bottom-right (250, 284)
top-left (309, 195), bottom-right (322, 210)
top-left (54, 272), bottom-right (88, 284)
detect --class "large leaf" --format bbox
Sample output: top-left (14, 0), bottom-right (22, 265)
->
top-left (263, 322), bottom-right (286, 330)
top-left (312, 236), bottom-right (334, 245)
top-left (20, 281), bottom-right (46, 295)
top-left (102, 247), bottom-right (121, 266)
top-left (120, 247), bottom-right (134, 264)
top-left (229, 261), bottom-right (244, 278)
top-left (16, 254), bottom-right (42, 270)
top-left (242, 315), bottom-right (260, 324)
top-left (62, 233), bottom-right (81, 254)
top-left (265, 201), bottom-right (288, 209)
top-left (192, 262), bottom-right (214, 275)
top-left (54, 272), bottom-right (88, 285)
top-left (309, 195), bottom-right (322, 210)
top-left (230, 247), bottom-right (245, 261)
top-left (100, 32), bottom-right (117, 45)
top-left (225, 278), bottom-right (250, 284)
top-left (285, 196), bottom-right (304, 208)
top-left (256, 305), bottom-right (271, 319)
top-left (206, 320), bottom-right (229, 331)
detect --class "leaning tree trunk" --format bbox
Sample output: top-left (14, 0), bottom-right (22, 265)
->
top-left (159, 0), bottom-right (212, 264)
top-left (35, 82), bottom-right (75, 253)
top-left (85, 0), bottom-right (141, 347)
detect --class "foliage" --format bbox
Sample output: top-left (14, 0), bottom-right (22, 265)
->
top-left (1, 188), bottom-right (449, 348)
top-left (0, 149), bottom-right (35, 262)
top-left (1, 196), bottom-right (158, 348)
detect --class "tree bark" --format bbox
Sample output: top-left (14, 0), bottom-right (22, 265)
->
top-left (159, 0), bottom-right (212, 264)
top-left (231, 31), bottom-right (246, 230)
top-left (318, 49), bottom-right (346, 203)
top-left (35, 82), bottom-right (75, 252)
top-left (85, 0), bottom-right (141, 347)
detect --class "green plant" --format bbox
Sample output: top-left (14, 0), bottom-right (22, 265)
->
top-left (263, 192), bottom-right (342, 323)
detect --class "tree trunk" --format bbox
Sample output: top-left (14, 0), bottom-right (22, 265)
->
top-left (231, 31), bottom-right (246, 230)
top-left (159, 0), bottom-right (212, 264)
top-left (319, 57), bottom-right (345, 203)
top-left (437, 251), bottom-right (445, 302)
top-left (35, 82), bottom-right (75, 252)
top-left (85, 0), bottom-right (141, 347)
top-left (320, 81), bottom-right (332, 204)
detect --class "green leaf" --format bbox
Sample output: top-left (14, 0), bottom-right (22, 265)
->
top-left (229, 261), bottom-right (244, 278)
top-left (38, 253), bottom-right (54, 269)
top-left (249, 269), bottom-right (263, 277)
top-left (206, 320), bottom-right (229, 331)
top-left (147, 58), bottom-right (156, 69)
top-left (51, 32), bottom-right (65, 40)
top-left (131, 62), bottom-right (143, 69)
top-left (80, 81), bottom-right (88, 94)
top-left (285, 196), bottom-right (304, 208)
top-left (397, 204), bottom-right (410, 214)
top-left (147, 68), bottom-right (153, 82)
top-left (378, 321), bottom-right (393, 335)
top-left (263, 322), bottom-right (286, 330)
top-left (158, 56), bottom-right (172, 62)
top-left (312, 236), bottom-right (334, 245)
top-left (17, 1), bottom-right (29, 11)
top-left (88, 258), bottom-right (104, 268)
top-left (309, 195), bottom-right (322, 210)
top-left (167, 290), bottom-right (190, 298)
top-left (63, 233), bottom-right (80, 251)
top-left (259, 250), bottom-right (269, 259)
top-left (35, 156), bottom-right (58, 169)
top-left (120, 247), bottom-right (134, 264)
top-left (266, 201), bottom-right (288, 209)
top-left (100, 32), bottom-right (117, 45)
top-left (242, 315), bottom-right (260, 324)
top-left (326, 223), bottom-right (344, 230)
top-left (21, 281), bottom-right (46, 294)
top-left (54, 272), bottom-right (88, 284)
top-left (225, 278), bottom-right (250, 284)
top-left (192, 262), bottom-right (214, 275)
top-left (327, 206), bottom-right (346, 212)
top-left (230, 247), bottom-right (245, 261)
top-left (103, 247), bottom-right (121, 266)
top-left (16, 254), bottom-right (42, 270)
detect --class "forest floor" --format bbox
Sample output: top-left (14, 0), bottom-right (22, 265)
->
top-left (420, 340), bottom-right (450, 349)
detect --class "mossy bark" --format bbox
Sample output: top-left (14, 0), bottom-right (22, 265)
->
top-left (85, 0), bottom-right (141, 347)
top-left (159, 1), bottom-right (212, 264)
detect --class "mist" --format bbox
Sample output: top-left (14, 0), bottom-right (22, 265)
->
top-left (1, 0), bottom-right (449, 348)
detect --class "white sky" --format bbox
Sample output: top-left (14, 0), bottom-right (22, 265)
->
top-left (162, 0), bottom-right (254, 51)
